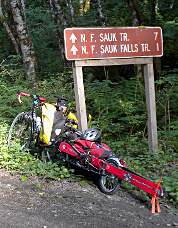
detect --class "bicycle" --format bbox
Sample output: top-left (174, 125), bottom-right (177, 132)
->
top-left (8, 91), bottom-right (69, 161)
top-left (8, 91), bottom-right (166, 204)
top-left (8, 91), bottom-right (46, 150)
top-left (8, 91), bottom-right (121, 194)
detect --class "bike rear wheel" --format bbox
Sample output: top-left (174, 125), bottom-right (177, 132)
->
top-left (8, 112), bottom-right (33, 149)
top-left (99, 158), bottom-right (122, 195)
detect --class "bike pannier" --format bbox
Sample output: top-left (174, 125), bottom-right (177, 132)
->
top-left (40, 103), bottom-right (65, 144)
top-left (73, 139), bottom-right (112, 159)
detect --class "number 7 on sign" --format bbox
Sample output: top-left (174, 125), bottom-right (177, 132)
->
top-left (154, 32), bottom-right (158, 40)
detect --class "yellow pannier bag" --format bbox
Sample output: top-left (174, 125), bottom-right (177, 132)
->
top-left (67, 112), bottom-right (78, 128)
top-left (40, 103), bottom-right (65, 144)
top-left (40, 103), bottom-right (56, 144)
top-left (67, 112), bottom-right (92, 128)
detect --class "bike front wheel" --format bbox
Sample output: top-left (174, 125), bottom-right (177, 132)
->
top-left (99, 158), bottom-right (122, 195)
top-left (8, 112), bottom-right (33, 149)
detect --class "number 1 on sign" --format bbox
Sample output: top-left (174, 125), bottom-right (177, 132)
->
top-left (157, 43), bottom-right (159, 51)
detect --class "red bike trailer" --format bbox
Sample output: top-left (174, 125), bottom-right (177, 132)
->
top-left (59, 141), bottom-right (166, 213)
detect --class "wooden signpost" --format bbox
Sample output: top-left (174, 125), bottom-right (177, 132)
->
top-left (64, 27), bottom-right (163, 152)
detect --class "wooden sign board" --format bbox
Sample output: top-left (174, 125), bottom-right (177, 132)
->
top-left (64, 27), bottom-right (163, 60)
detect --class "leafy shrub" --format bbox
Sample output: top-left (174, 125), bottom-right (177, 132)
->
top-left (85, 76), bottom-right (147, 138)
top-left (0, 61), bottom-right (177, 205)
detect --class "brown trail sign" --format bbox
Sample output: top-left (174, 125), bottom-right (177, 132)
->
top-left (64, 27), bottom-right (163, 60)
top-left (64, 27), bottom-right (163, 153)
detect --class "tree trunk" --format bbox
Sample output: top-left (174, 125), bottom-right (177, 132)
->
top-left (49, 0), bottom-right (68, 67)
top-left (79, 0), bottom-right (83, 16)
top-left (51, 0), bottom-right (67, 28)
top-left (9, 0), bottom-right (37, 85)
top-left (65, 0), bottom-right (75, 23)
top-left (127, 0), bottom-right (143, 76)
top-left (127, 0), bottom-right (149, 25)
top-left (150, 0), bottom-right (158, 24)
top-left (127, 0), bottom-right (139, 26)
top-left (0, 0), bottom-right (19, 54)
top-left (170, 0), bottom-right (174, 9)
top-left (97, 0), bottom-right (106, 26)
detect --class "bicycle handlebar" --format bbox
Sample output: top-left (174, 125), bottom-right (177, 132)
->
top-left (64, 117), bottom-right (82, 136)
top-left (54, 96), bottom-right (68, 102)
top-left (17, 90), bottom-right (46, 104)
top-left (65, 123), bottom-right (82, 137)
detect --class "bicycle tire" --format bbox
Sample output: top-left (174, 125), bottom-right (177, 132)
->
top-left (8, 112), bottom-right (33, 149)
top-left (99, 158), bottom-right (122, 195)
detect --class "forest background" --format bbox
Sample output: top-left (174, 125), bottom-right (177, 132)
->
top-left (0, 0), bottom-right (177, 205)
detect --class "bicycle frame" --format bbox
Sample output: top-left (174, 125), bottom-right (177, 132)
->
top-left (15, 91), bottom-right (46, 146)
top-left (30, 108), bottom-right (36, 142)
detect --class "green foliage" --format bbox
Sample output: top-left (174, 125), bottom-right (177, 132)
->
top-left (25, 5), bottom-right (65, 76)
top-left (0, 121), bottom-right (75, 180)
top-left (21, 175), bottom-right (28, 182)
top-left (131, 149), bottom-right (178, 204)
top-left (0, 124), bottom-right (74, 180)
top-left (1, 67), bottom-right (177, 204)
top-left (85, 75), bottom-right (147, 138)
top-left (0, 58), bottom-right (75, 123)
top-left (0, 0), bottom-right (177, 206)
top-left (1, 57), bottom-right (177, 203)
top-left (0, 73), bottom-right (31, 123)
top-left (155, 72), bottom-right (178, 154)
top-left (0, 29), bottom-right (15, 58)
top-left (109, 137), bottom-right (177, 204)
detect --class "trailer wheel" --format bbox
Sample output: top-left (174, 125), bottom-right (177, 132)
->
top-left (99, 159), bottom-right (122, 195)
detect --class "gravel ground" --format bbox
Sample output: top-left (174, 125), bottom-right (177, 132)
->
top-left (0, 169), bottom-right (177, 228)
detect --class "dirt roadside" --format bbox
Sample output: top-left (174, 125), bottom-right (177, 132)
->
top-left (0, 169), bottom-right (177, 228)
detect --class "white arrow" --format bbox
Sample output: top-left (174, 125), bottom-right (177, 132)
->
top-left (70, 33), bottom-right (77, 43)
top-left (71, 45), bottom-right (78, 55)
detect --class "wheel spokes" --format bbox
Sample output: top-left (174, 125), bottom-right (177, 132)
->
top-left (103, 174), bottom-right (117, 191)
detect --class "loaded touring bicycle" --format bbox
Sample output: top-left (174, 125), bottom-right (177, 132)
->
top-left (8, 91), bottom-right (166, 213)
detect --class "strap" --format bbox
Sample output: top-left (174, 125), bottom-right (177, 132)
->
top-left (81, 142), bottom-right (95, 151)
top-left (99, 150), bottom-right (111, 160)
top-left (90, 142), bottom-right (95, 148)
top-left (83, 142), bottom-right (95, 164)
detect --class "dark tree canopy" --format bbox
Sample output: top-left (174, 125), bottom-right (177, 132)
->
top-left (0, 0), bottom-right (177, 80)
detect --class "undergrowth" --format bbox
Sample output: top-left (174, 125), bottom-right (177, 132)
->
top-left (108, 136), bottom-right (178, 206)
top-left (0, 124), bottom-right (75, 180)
top-left (0, 122), bottom-right (177, 206)
top-left (0, 62), bottom-right (177, 206)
